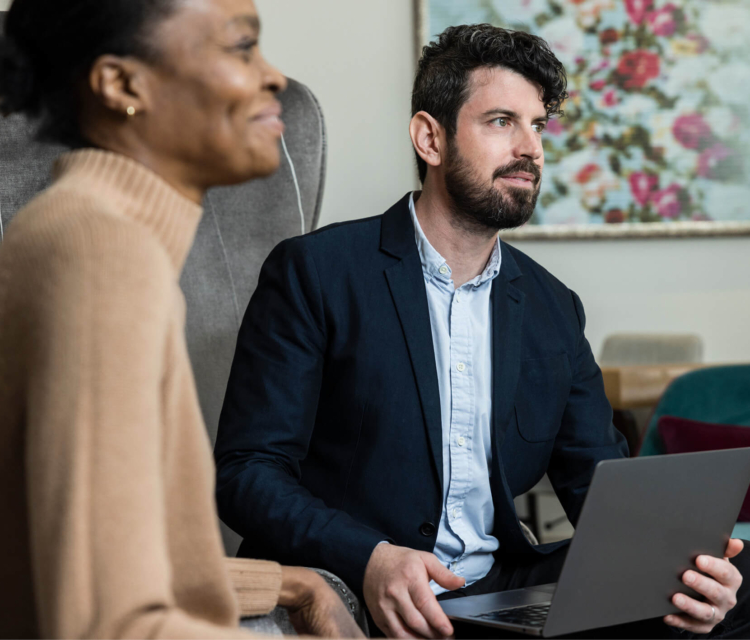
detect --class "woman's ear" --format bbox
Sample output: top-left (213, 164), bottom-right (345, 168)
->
top-left (88, 55), bottom-right (151, 116)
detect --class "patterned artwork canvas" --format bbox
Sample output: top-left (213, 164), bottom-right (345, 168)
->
top-left (417, 0), bottom-right (750, 238)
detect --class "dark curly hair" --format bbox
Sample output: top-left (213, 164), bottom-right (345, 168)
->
top-left (0, 0), bottom-right (178, 146)
top-left (412, 24), bottom-right (568, 183)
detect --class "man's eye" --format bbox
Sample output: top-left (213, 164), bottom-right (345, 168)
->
top-left (532, 122), bottom-right (546, 133)
top-left (492, 117), bottom-right (508, 127)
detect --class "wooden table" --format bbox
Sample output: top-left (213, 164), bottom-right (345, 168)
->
top-left (601, 362), bottom-right (713, 410)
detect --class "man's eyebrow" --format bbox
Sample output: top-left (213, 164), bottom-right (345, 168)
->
top-left (228, 14), bottom-right (261, 33)
top-left (482, 108), bottom-right (549, 122)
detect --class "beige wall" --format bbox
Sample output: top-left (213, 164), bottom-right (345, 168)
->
top-left (0, 0), bottom-right (10, 11)
top-left (257, 0), bottom-right (750, 364)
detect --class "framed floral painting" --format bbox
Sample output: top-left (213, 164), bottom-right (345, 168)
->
top-left (415, 0), bottom-right (750, 239)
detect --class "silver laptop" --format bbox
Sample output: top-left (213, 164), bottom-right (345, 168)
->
top-left (440, 448), bottom-right (750, 637)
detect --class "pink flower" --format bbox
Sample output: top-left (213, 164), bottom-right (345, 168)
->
top-left (697, 143), bottom-right (733, 179)
top-left (625, 0), bottom-right (654, 25)
top-left (686, 33), bottom-right (710, 54)
top-left (672, 114), bottom-right (713, 150)
top-left (546, 119), bottom-right (564, 136)
top-left (629, 172), bottom-right (659, 206)
top-left (616, 50), bottom-right (660, 89)
top-left (602, 89), bottom-right (618, 107)
top-left (576, 163), bottom-right (601, 184)
top-left (589, 79), bottom-right (607, 91)
top-left (650, 184), bottom-right (683, 218)
top-left (646, 4), bottom-right (678, 37)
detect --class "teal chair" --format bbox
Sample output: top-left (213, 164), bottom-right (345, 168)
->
top-left (638, 365), bottom-right (750, 539)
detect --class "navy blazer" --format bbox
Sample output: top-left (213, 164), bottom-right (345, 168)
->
top-left (215, 194), bottom-right (628, 595)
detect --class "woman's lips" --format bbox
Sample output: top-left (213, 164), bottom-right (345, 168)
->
top-left (251, 101), bottom-right (284, 135)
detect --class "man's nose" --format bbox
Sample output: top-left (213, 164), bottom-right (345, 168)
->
top-left (514, 126), bottom-right (543, 161)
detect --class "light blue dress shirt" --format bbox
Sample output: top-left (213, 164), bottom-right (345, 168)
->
top-left (408, 194), bottom-right (502, 595)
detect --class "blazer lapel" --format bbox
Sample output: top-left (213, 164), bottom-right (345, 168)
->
top-left (491, 243), bottom-right (526, 449)
top-left (381, 195), bottom-right (444, 489)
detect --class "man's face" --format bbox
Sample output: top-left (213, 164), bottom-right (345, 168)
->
top-left (444, 66), bottom-right (547, 231)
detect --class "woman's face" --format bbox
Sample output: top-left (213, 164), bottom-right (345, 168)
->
top-left (139, 0), bottom-right (287, 188)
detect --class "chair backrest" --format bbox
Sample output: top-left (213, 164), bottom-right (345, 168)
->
top-left (599, 333), bottom-right (704, 367)
top-left (1, 74), bottom-right (324, 441)
top-left (0, 37), bottom-right (327, 551)
top-left (638, 365), bottom-right (750, 456)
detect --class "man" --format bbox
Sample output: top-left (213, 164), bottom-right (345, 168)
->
top-left (215, 25), bottom-right (747, 638)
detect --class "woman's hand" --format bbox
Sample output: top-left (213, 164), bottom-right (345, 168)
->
top-left (279, 566), bottom-right (365, 638)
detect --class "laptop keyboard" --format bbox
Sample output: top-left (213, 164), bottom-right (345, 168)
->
top-left (475, 603), bottom-right (551, 628)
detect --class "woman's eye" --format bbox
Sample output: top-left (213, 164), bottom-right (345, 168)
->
top-left (234, 39), bottom-right (258, 58)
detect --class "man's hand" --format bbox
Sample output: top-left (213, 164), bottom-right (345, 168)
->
top-left (664, 538), bottom-right (744, 634)
top-left (279, 566), bottom-right (365, 638)
top-left (363, 543), bottom-right (465, 638)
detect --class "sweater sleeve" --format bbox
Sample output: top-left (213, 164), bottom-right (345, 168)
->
top-left (225, 558), bottom-right (283, 617)
top-left (22, 221), bottom-right (255, 639)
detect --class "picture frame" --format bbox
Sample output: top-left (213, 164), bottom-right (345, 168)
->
top-left (415, 0), bottom-right (750, 240)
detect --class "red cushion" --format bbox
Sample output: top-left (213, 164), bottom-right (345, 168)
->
top-left (658, 416), bottom-right (750, 521)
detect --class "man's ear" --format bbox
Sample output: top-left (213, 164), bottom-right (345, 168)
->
top-left (88, 55), bottom-right (151, 116)
top-left (409, 111), bottom-right (446, 172)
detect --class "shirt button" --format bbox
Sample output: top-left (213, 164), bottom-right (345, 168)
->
top-left (451, 561), bottom-right (458, 571)
top-left (457, 436), bottom-right (466, 447)
top-left (439, 265), bottom-right (449, 275)
top-left (456, 362), bottom-right (466, 372)
top-left (452, 508), bottom-right (459, 519)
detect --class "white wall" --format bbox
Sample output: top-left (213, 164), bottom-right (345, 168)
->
top-left (256, 0), bottom-right (418, 226)
top-left (256, 0), bottom-right (750, 364)
top-left (0, 0), bottom-right (10, 11)
top-left (8, 0), bottom-right (743, 361)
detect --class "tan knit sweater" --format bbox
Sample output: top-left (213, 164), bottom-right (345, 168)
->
top-left (0, 149), bottom-right (281, 638)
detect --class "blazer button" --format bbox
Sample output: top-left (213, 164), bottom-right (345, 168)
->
top-left (419, 522), bottom-right (436, 537)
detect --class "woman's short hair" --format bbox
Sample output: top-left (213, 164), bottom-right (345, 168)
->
top-left (0, 0), bottom-right (177, 145)
top-left (411, 24), bottom-right (568, 184)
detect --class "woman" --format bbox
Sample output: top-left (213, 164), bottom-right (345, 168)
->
top-left (0, 0), bottom-right (362, 637)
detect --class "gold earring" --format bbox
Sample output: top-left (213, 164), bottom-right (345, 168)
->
top-left (126, 106), bottom-right (136, 116)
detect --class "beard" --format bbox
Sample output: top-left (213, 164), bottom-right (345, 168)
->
top-left (443, 140), bottom-right (541, 233)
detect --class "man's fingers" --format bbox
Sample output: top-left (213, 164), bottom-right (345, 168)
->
top-left (383, 610), bottom-right (423, 639)
top-left (424, 555), bottom-right (466, 591)
top-left (696, 555), bottom-right (742, 588)
top-left (725, 538), bottom-right (744, 560)
top-left (682, 570), bottom-right (727, 607)
top-left (394, 594), bottom-right (442, 639)
top-left (408, 581), bottom-right (454, 638)
top-left (671, 593), bottom-right (722, 627)
top-left (664, 612), bottom-right (713, 634)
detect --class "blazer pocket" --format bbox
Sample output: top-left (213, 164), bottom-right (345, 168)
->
top-left (515, 354), bottom-right (572, 443)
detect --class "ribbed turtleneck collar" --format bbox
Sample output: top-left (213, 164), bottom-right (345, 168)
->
top-left (53, 149), bottom-right (203, 274)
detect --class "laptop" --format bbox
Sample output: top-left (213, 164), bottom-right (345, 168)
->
top-left (440, 448), bottom-right (750, 637)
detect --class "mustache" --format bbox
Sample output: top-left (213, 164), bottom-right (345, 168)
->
top-left (492, 160), bottom-right (541, 185)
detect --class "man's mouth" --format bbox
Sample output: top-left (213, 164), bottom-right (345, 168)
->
top-left (497, 172), bottom-right (537, 188)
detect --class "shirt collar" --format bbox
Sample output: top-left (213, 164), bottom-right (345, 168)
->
top-left (408, 192), bottom-right (502, 288)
